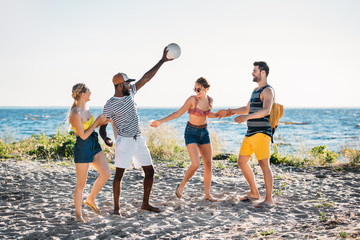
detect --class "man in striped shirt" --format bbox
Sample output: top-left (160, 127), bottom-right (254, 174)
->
top-left (100, 47), bottom-right (173, 214)
top-left (216, 62), bottom-right (275, 208)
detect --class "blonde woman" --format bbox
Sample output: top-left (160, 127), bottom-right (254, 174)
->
top-left (151, 77), bottom-right (218, 202)
top-left (69, 83), bottom-right (111, 222)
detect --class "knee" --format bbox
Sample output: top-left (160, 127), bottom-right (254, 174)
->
top-left (237, 158), bottom-right (245, 166)
top-left (258, 159), bottom-right (269, 168)
top-left (144, 167), bottom-right (154, 179)
top-left (102, 170), bottom-right (111, 180)
top-left (237, 158), bottom-right (248, 169)
top-left (114, 170), bottom-right (124, 182)
top-left (203, 160), bottom-right (212, 169)
top-left (191, 162), bottom-right (200, 170)
top-left (76, 181), bottom-right (86, 190)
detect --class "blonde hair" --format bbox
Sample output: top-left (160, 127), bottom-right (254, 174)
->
top-left (68, 83), bottom-right (88, 127)
top-left (70, 83), bottom-right (88, 111)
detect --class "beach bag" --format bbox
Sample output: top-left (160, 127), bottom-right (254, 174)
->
top-left (269, 101), bottom-right (283, 143)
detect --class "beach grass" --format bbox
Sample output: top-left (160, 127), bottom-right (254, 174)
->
top-left (143, 124), bottom-right (225, 164)
top-left (0, 126), bottom-right (359, 170)
top-left (0, 130), bottom-right (75, 161)
top-left (270, 144), bottom-right (342, 167)
top-left (142, 124), bottom-right (188, 162)
top-left (340, 147), bottom-right (360, 165)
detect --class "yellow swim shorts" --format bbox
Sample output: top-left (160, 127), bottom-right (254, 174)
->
top-left (239, 133), bottom-right (271, 160)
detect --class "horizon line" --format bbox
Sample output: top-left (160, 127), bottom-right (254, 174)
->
top-left (0, 106), bottom-right (360, 109)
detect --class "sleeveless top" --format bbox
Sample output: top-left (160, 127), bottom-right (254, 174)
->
top-left (72, 115), bottom-right (94, 134)
top-left (246, 85), bottom-right (272, 138)
top-left (188, 96), bottom-right (212, 117)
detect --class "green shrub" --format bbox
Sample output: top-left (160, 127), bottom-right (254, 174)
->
top-left (176, 160), bottom-right (188, 168)
top-left (26, 130), bottom-right (76, 160)
top-left (270, 145), bottom-right (304, 167)
top-left (271, 145), bottom-right (340, 167)
top-left (0, 130), bottom-right (76, 161)
top-left (0, 140), bottom-right (12, 159)
top-left (260, 229), bottom-right (275, 236)
top-left (319, 212), bottom-right (328, 222)
top-left (52, 130), bottom-right (76, 158)
top-left (310, 145), bottom-right (339, 165)
top-left (213, 161), bottom-right (226, 169)
top-left (338, 231), bottom-right (349, 238)
top-left (228, 154), bottom-right (238, 163)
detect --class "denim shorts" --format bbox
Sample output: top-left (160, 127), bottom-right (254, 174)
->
top-left (184, 122), bottom-right (211, 146)
top-left (74, 131), bottom-right (102, 163)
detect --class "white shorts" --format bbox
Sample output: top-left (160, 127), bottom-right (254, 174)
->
top-left (115, 135), bottom-right (153, 169)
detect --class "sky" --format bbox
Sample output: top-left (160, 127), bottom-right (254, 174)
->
top-left (1, 0), bottom-right (359, 108)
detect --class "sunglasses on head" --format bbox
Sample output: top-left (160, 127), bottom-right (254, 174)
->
top-left (194, 88), bottom-right (202, 93)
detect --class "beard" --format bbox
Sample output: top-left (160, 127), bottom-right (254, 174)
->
top-left (122, 88), bottom-right (130, 96)
top-left (253, 76), bottom-right (261, 82)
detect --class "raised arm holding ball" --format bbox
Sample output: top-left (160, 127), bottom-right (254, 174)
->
top-left (99, 45), bottom-right (175, 215)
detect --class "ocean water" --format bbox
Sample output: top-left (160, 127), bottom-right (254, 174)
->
top-left (0, 107), bottom-right (359, 154)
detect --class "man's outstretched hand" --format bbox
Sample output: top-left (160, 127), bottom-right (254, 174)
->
top-left (234, 115), bottom-right (249, 124)
top-left (215, 109), bottom-right (233, 119)
top-left (215, 110), bottom-right (228, 119)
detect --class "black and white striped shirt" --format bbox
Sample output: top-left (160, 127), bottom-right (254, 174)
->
top-left (103, 85), bottom-right (141, 137)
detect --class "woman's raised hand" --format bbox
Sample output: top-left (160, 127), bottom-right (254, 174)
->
top-left (150, 120), bottom-right (162, 128)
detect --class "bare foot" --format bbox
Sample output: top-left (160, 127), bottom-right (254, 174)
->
top-left (74, 216), bottom-right (85, 223)
top-left (205, 197), bottom-right (218, 202)
top-left (239, 192), bottom-right (260, 202)
top-left (141, 205), bottom-right (161, 213)
top-left (112, 209), bottom-right (121, 216)
top-left (254, 201), bottom-right (274, 208)
top-left (205, 195), bottom-right (218, 202)
top-left (240, 196), bottom-right (260, 202)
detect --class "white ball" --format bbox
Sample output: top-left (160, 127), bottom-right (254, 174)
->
top-left (166, 43), bottom-right (181, 59)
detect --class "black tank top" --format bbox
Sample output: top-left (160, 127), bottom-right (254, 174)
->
top-left (245, 85), bottom-right (272, 138)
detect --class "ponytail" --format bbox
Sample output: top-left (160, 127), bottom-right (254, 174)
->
top-left (68, 83), bottom-right (88, 127)
top-left (68, 101), bottom-right (77, 127)
top-left (71, 100), bottom-right (77, 111)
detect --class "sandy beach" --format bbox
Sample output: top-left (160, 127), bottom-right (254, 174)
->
top-left (1, 159), bottom-right (359, 239)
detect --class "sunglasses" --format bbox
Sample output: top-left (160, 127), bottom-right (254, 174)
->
top-left (194, 88), bottom-right (202, 93)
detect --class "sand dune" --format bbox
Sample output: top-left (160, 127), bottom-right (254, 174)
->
top-left (0, 159), bottom-right (359, 239)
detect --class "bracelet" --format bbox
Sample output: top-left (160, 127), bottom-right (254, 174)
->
top-left (227, 108), bottom-right (232, 116)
